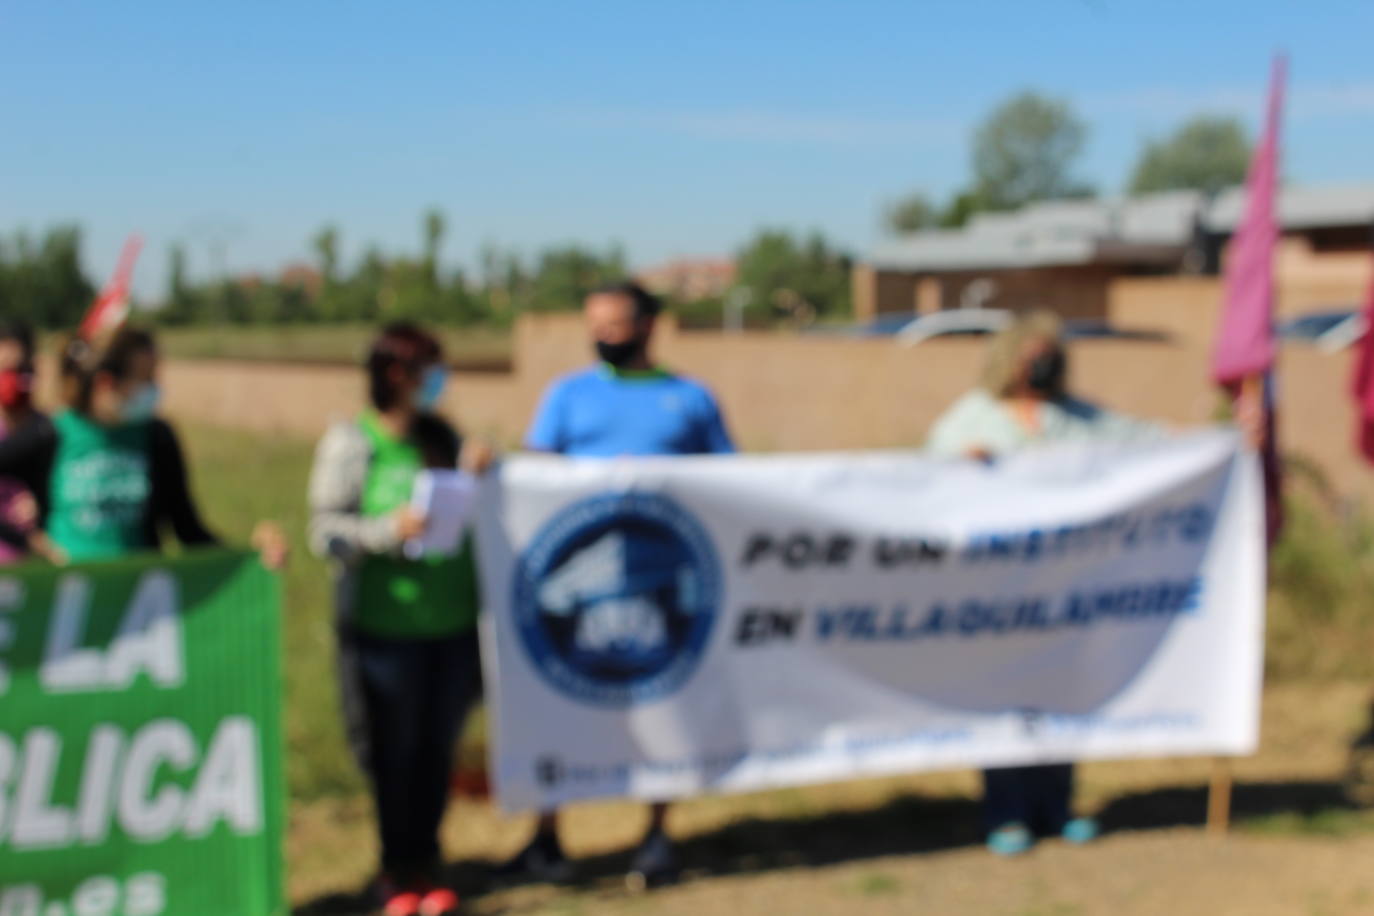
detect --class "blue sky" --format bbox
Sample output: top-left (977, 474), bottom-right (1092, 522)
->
top-left (3, 0), bottom-right (1372, 299)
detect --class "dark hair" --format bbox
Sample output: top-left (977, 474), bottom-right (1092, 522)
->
top-left (60, 326), bottom-right (157, 411)
top-left (412, 413), bottom-right (460, 468)
top-left (366, 322), bottom-right (443, 411)
top-left (590, 281), bottom-right (662, 320)
top-left (0, 321), bottom-right (36, 365)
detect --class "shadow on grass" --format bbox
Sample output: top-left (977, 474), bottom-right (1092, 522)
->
top-left (1097, 779), bottom-right (1354, 834)
top-left (293, 778), bottom-right (1359, 914)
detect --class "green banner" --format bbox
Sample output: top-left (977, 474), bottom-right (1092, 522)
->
top-left (0, 549), bottom-right (285, 916)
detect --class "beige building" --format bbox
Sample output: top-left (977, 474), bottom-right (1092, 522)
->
top-left (855, 185), bottom-right (1374, 323)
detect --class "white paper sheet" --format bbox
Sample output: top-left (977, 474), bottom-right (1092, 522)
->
top-left (405, 469), bottom-right (477, 559)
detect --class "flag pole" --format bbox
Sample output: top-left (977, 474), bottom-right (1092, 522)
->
top-left (1206, 54), bottom-right (1286, 837)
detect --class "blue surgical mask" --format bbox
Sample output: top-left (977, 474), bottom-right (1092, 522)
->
top-left (415, 365), bottom-right (448, 411)
top-left (121, 383), bottom-right (161, 423)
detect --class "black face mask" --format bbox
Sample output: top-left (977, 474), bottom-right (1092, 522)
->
top-left (596, 338), bottom-right (644, 369)
top-left (1026, 349), bottom-right (1066, 396)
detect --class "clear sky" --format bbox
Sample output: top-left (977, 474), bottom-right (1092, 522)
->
top-left (3, 0), bottom-right (1372, 298)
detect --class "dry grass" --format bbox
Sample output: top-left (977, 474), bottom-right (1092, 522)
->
top-left (289, 680), bottom-right (1374, 915)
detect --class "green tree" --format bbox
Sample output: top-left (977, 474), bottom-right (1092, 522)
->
top-left (312, 226), bottom-right (339, 286)
top-left (502, 256), bottom-right (528, 311)
top-left (478, 242), bottom-right (516, 314)
top-left (310, 226), bottom-right (342, 321)
top-left (422, 209), bottom-right (445, 286)
top-left (168, 244), bottom-right (187, 300)
top-left (203, 280), bottom-right (252, 325)
top-left (884, 192), bottom-right (937, 234)
top-left (0, 226), bottom-right (96, 328)
top-left (1129, 116), bottom-right (1251, 195)
top-left (525, 245), bottom-right (625, 311)
top-left (972, 91), bottom-right (1091, 210)
top-left (159, 243), bottom-right (199, 324)
top-left (42, 228), bottom-right (94, 327)
top-left (939, 189), bottom-right (986, 228)
top-left (335, 247), bottom-right (386, 322)
top-left (384, 258), bottom-right (449, 321)
top-left (734, 229), bottom-right (851, 323)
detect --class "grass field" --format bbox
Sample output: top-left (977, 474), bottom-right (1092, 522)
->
top-left (156, 324), bottom-right (512, 371)
top-left (182, 423), bottom-right (362, 799)
top-left (178, 423), bottom-right (1374, 914)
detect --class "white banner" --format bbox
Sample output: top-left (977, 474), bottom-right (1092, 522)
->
top-left (476, 430), bottom-right (1264, 812)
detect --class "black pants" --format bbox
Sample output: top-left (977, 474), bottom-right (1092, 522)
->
top-left (337, 627), bottom-right (481, 876)
top-left (982, 764), bottom-right (1074, 836)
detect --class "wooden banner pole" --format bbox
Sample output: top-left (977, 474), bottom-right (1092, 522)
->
top-left (1207, 756), bottom-right (1234, 837)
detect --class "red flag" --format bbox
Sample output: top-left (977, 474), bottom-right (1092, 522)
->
top-left (1211, 56), bottom-right (1285, 546)
top-left (78, 234), bottom-right (143, 340)
top-left (1351, 254), bottom-right (1374, 462)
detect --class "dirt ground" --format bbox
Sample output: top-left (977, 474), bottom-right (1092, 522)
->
top-left (288, 680), bottom-right (1374, 916)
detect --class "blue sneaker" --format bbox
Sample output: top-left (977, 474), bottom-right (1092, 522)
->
top-left (987, 822), bottom-right (1033, 857)
top-left (1061, 817), bottom-right (1099, 845)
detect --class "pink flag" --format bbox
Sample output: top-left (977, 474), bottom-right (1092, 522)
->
top-left (78, 233), bottom-right (143, 340)
top-left (1212, 56), bottom-right (1286, 547)
top-left (1350, 256), bottom-right (1374, 463)
top-left (1212, 56), bottom-right (1284, 383)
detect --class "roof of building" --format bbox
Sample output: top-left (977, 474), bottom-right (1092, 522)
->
top-left (870, 184), bottom-right (1374, 273)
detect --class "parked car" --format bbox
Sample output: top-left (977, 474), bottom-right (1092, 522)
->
top-left (856, 313), bottom-right (930, 337)
top-left (1277, 309), bottom-right (1363, 352)
top-left (892, 311), bottom-right (1170, 347)
top-left (803, 312), bottom-right (929, 337)
top-left (817, 310), bottom-right (1174, 346)
top-left (1060, 319), bottom-right (1171, 343)
top-left (894, 309), bottom-right (1013, 346)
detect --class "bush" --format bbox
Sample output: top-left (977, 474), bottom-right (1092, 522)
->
top-left (1267, 455), bottom-right (1374, 681)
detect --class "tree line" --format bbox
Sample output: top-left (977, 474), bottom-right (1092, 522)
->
top-left (0, 216), bottom-right (852, 331)
top-left (159, 214), bottom-right (634, 328)
top-left (159, 218), bottom-right (852, 329)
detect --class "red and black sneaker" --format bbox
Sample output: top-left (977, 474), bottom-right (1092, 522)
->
top-left (418, 885), bottom-right (461, 916)
top-left (375, 875), bottom-right (423, 916)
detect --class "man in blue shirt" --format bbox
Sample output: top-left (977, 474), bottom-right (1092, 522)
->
top-left (526, 294), bottom-right (733, 458)
top-left (504, 280), bottom-right (734, 889)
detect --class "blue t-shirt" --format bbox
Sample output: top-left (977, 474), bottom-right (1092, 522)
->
top-left (526, 365), bottom-right (735, 457)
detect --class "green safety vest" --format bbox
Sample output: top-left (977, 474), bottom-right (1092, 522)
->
top-left (354, 411), bottom-right (479, 638)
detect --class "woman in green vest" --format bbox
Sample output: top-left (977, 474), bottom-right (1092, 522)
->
top-left (308, 322), bottom-right (489, 916)
top-left (0, 325), bottom-right (286, 566)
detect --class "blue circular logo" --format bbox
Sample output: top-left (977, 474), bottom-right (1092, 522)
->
top-left (514, 492), bottom-right (721, 707)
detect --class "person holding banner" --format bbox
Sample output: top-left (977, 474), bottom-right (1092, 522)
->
top-left (0, 323), bottom-right (287, 566)
top-left (928, 310), bottom-right (1157, 856)
top-left (0, 320), bottom-right (61, 563)
top-left (501, 280), bottom-right (735, 889)
top-left (309, 322), bottom-right (492, 916)
top-left (928, 311), bottom-right (1155, 458)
